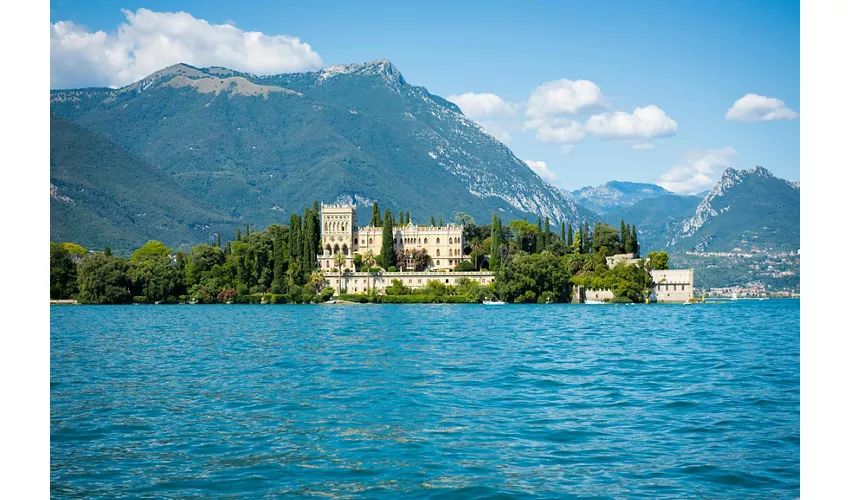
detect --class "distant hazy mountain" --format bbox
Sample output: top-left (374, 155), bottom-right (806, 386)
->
top-left (50, 60), bottom-right (595, 236)
top-left (603, 194), bottom-right (703, 252)
top-left (670, 166), bottom-right (800, 252)
top-left (50, 115), bottom-right (236, 252)
top-left (561, 181), bottom-right (673, 214)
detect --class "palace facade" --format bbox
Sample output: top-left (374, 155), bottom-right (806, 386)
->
top-left (318, 204), bottom-right (469, 272)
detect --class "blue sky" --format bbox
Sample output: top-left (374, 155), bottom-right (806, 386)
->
top-left (50, 0), bottom-right (800, 192)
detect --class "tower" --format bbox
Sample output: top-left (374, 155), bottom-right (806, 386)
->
top-left (319, 204), bottom-right (356, 270)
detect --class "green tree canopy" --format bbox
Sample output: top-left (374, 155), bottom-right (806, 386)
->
top-left (131, 240), bottom-right (172, 262)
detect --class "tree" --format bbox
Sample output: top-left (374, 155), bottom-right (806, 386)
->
top-left (560, 221), bottom-right (566, 243)
top-left (647, 251), bottom-right (669, 270)
top-left (309, 271), bottom-right (325, 294)
top-left (333, 251), bottom-right (346, 295)
top-left (454, 212), bottom-right (475, 227)
top-left (371, 202), bottom-right (381, 227)
top-left (470, 237), bottom-right (484, 270)
top-left (567, 223), bottom-right (573, 249)
top-left (398, 210), bottom-right (404, 226)
top-left (583, 222), bottom-right (590, 254)
top-left (302, 207), bottom-right (318, 275)
top-left (497, 252), bottom-right (572, 303)
top-left (380, 209), bottom-right (396, 269)
top-left (430, 216), bottom-right (436, 227)
top-left (288, 213), bottom-right (303, 281)
top-left (131, 240), bottom-right (172, 262)
top-left (50, 242), bottom-right (77, 299)
top-left (61, 242), bottom-right (87, 259)
top-left (438, 217), bottom-right (443, 226)
top-left (236, 227), bottom-right (242, 241)
top-left (77, 253), bottom-right (132, 304)
top-left (631, 225), bottom-right (640, 257)
top-left (103, 247), bottom-right (112, 257)
top-left (246, 223), bottom-right (251, 236)
top-left (217, 232), bottom-right (222, 248)
top-left (490, 214), bottom-right (503, 273)
top-left (591, 224), bottom-right (621, 255)
top-left (405, 211), bottom-right (410, 225)
top-left (363, 249), bottom-right (376, 291)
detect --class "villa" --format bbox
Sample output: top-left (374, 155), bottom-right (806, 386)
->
top-left (318, 203), bottom-right (470, 272)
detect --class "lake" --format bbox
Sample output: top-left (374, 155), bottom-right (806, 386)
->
top-left (51, 300), bottom-right (800, 498)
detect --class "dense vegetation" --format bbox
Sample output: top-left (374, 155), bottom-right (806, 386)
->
top-left (51, 202), bottom-right (666, 304)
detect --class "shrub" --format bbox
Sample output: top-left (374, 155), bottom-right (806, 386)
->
top-left (133, 296), bottom-right (149, 304)
top-left (454, 261), bottom-right (476, 272)
top-left (387, 266), bottom-right (397, 272)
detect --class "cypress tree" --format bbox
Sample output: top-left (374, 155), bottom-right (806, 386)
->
top-left (236, 227), bottom-right (242, 241)
top-left (224, 241), bottom-right (231, 255)
top-left (380, 209), bottom-right (395, 269)
top-left (405, 211), bottom-right (410, 225)
top-left (577, 227), bottom-right (584, 254)
top-left (289, 214), bottom-right (302, 262)
top-left (217, 232), bottom-right (221, 248)
top-left (313, 200), bottom-right (319, 215)
top-left (439, 217), bottom-right (443, 227)
top-left (583, 222), bottom-right (590, 254)
top-left (371, 202), bottom-right (381, 227)
top-left (630, 225), bottom-right (640, 257)
top-left (567, 223), bottom-right (573, 248)
top-left (560, 221), bottom-right (566, 243)
top-left (104, 246), bottom-right (112, 257)
top-left (272, 230), bottom-right (284, 288)
top-left (246, 223), bottom-right (250, 237)
top-left (303, 207), bottom-right (317, 273)
top-left (544, 217), bottom-right (551, 246)
top-left (430, 216), bottom-right (436, 227)
top-left (490, 214), bottom-right (502, 273)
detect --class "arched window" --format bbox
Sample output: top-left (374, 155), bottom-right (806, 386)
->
top-left (436, 249), bottom-right (440, 256)
top-left (437, 238), bottom-right (441, 244)
top-left (342, 244), bottom-right (349, 256)
top-left (333, 244), bottom-right (340, 254)
top-left (436, 260), bottom-right (440, 266)
top-left (369, 238), bottom-right (373, 245)
top-left (424, 238), bottom-right (428, 244)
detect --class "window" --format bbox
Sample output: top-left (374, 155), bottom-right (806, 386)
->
top-left (436, 260), bottom-right (440, 265)
top-left (436, 249), bottom-right (440, 256)
top-left (369, 238), bottom-right (373, 245)
top-left (424, 238), bottom-right (428, 244)
top-left (418, 279), bottom-right (422, 284)
top-left (445, 279), bottom-right (449, 283)
top-left (437, 238), bottom-right (441, 244)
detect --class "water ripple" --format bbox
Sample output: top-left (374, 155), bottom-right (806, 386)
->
top-left (51, 301), bottom-right (800, 498)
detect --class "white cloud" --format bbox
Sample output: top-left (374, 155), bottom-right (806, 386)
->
top-left (526, 79), bottom-right (607, 118)
top-left (446, 92), bottom-right (518, 118)
top-left (533, 120), bottom-right (586, 144)
top-left (658, 147), bottom-right (737, 194)
top-left (585, 105), bottom-right (678, 141)
top-left (726, 93), bottom-right (799, 122)
top-left (50, 8), bottom-right (323, 89)
top-left (524, 160), bottom-right (557, 183)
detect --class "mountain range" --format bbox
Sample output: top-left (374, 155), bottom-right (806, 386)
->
top-left (50, 60), bottom-right (594, 251)
top-left (50, 59), bottom-right (799, 289)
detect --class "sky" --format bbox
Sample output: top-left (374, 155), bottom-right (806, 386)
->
top-left (49, 0), bottom-right (800, 193)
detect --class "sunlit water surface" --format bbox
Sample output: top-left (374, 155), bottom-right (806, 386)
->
top-left (51, 301), bottom-right (799, 498)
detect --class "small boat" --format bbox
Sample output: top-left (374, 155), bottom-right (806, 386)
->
top-left (584, 300), bottom-right (605, 305)
top-left (483, 298), bottom-right (506, 305)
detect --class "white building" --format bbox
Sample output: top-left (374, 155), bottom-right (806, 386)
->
top-left (318, 204), bottom-right (469, 272)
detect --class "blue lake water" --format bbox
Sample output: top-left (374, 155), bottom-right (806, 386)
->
top-left (51, 301), bottom-right (799, 498)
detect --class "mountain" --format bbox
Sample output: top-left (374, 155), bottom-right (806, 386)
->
top-left (50, 115), bottom-right (237, 252)
top-left (670, 166), bottom-right (800, 252)
top-left (603, 194), bottom-right (702, 252)
top-left (50, 61), bottom-right (596, 232)
top-left (561, 181), bottom-right (673, 214)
